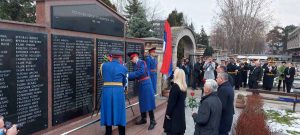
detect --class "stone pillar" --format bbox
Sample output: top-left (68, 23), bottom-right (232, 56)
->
top-left (36, 0), bottom-right (46, 25)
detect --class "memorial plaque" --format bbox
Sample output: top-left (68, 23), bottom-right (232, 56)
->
top-left (51, 4), bottom-right (124, 37)
top-left (96, 39), bottom-right (124, 108)
top-left (0, 29), bottom-right (48, 134)
top-left (125, 42), bottom-right (144, 98)
top-left (52, 35), bottom-right (94, 125)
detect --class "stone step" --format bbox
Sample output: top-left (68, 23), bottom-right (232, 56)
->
top-left (54, 97), bottom-right (168, 135)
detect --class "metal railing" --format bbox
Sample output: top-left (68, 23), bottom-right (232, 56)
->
top-left (61, 94), bottom-right (159, 135)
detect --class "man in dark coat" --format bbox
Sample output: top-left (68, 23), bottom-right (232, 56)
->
top-left (199, 57), bottom-right (205, 86)
top-left (248, 61), bottom-right (263, 89)
top-left (128, 52), bottom-right (157, 130)
top-left (285, 62), bottom-right (296, 93)
top-left (216, 73), bottom-right (234, 135)
top-left (193, 79), bottom-right (222, 135)
top-left (192, 58), bottom-right (202, 90)
top-left (240, 61), bottom-right (249, 88)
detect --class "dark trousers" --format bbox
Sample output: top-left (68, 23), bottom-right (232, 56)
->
top-left (286, 80), bottom-right (293, 93)
top-left (219, 133), bottom-right (229, 135)
top-left (278, 80), bottom-right (286, 91)
top-left (105, 126), bottom-right (125, 135)
top-left (192, 76), bottom-right (200, 89)
top-left (141, 110), bottom-right (155, 121)
top-left (242, 81), bottom-right (247, 88)
top-left (248, 79), bottom-right (258, 89)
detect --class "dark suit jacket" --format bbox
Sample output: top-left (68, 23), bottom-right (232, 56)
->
top-left (217, 81), bottom-right (235, 133)
top-left (284, 67), bottom-right (296, 82)
top-left (193, 92), bottom-right (222, 135)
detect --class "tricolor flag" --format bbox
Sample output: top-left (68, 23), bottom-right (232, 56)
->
top-left (160, 21), bottom-right (173, 79)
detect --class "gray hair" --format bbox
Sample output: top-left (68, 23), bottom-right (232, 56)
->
top-left (218, 72), bottom-right (229, 81)
top-left (204, 79), bottom-right (218, 92)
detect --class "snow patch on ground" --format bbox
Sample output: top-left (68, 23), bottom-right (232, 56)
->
top-left (264, 106), bottom-right (300, 135)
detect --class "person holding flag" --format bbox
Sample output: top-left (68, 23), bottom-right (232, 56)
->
top-left (145, 47), bottom-right (158, 94)
top-left (127, 52), bottom-right (157, 130)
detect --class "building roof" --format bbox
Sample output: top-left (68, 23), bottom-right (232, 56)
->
top-left (289, 26), bottom-right (300, 36)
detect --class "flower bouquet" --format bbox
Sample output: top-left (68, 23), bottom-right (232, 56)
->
top-left (188, 92), bottom-right (199, 113)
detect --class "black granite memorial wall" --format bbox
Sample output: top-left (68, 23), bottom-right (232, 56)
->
top-left (51, 34), bottom-right (94, 125)
top-left (51, 4), bottom-right (124, 37)
top-left (0, 29), bottom-right (48, 134)
top-left (95, 39), bottom-right (124, 108)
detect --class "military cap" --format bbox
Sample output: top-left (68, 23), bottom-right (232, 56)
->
top-left (127, 52), bottom-right (139, 60)
top-left (148, 47), bottom-right (156, 53)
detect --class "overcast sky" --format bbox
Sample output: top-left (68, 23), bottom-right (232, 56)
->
top-left (112, 0), bottom-right (300, 34)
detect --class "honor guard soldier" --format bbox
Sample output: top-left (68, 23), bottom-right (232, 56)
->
top-left (127, 52), bottom-right (157, 130)
top-left (145, 47), bottom-right (158, 94)
top-left (100, 50), bottom-right (127, 135)
top-left (227, 58), bottom-right (238, 89)
top-left (263, 60), bottom-right (277, 90)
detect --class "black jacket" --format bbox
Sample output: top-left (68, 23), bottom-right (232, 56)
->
top-left (194, 62), bottom-right (201, 77)
top-left (217, 81), bottom-right (235, 134)
top-left (193, 92), bottom-right (222, 135)
top-left (249, 66), bottom-right (263, 81)
top-left (284, 67), bottom-right (296, 82)
top-left (163, 83), bottom-right (187, 134)
top-left (228, 74), bottom-right (235, 87)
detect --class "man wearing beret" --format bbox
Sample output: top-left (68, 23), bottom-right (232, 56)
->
top-left (127, 52), bottom-right (157, 130)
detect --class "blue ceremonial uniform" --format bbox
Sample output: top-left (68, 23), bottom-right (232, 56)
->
top-left (145, 55), bottom-right (158, 94)
top-left (128, 59), bottom-right (156, 113)
top-left (100, 59), bottom-right (128, 126)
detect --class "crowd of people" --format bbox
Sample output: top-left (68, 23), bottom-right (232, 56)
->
top-left (178, 56), bottom-right (296, 93)
top-left (162, 56), bottom-right (297, 135)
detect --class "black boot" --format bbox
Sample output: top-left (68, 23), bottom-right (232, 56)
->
top-left (105, 126), bottom-right (112, 135)
top-left (135, 118), bottom-right (147, 125)
top-left (148, 111), bottom-right (156, 130)
top-left (136, 112), bottom-right (147, 125)
top-left (118, 126), bottom-right (125, 135)
top-left (148, 120), bottom-right (156, 130)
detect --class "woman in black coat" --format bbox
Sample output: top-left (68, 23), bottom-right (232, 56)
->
top-left (163, 68), bottom-right (187, 135)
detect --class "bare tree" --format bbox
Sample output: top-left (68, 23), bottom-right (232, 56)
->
top-left (212, 0), bottom-right (272, 54)
top-left (111, 0), bottom-right (163, 22)
top-left (142, 1), bottom-right (163, 22)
